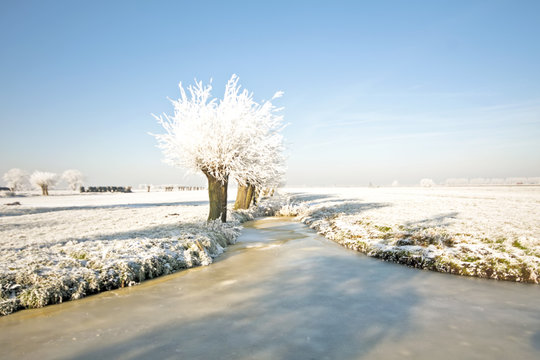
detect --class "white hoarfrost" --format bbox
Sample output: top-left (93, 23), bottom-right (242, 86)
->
top-left (0, 191), bottom-right (286, 316)
top-left (221, 76), bottom-right (286, 189)
top-left (3, 168), bottom-right (28, 191)
top-left (279, 186), bottom-right (540, 283)
top-left (152, 75), bottom-right (285, 191)
top-left (420, 178), bottom-right (435, 187)
top-left (152, 75), bottom-right (284, 185)
top-left (30, 171), bottom-right (58, 195)
top-left (62, 169), bottom-right (84, 191)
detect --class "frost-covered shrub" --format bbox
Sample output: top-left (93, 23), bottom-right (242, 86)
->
top-left (277, 197), bottom-right (309, 217)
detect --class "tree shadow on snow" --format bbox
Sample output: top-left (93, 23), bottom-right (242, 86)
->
top-left (285, 191), bottom-right (391, 217)
top-left (0, 201), bottom-right (209, 218)
top-left (285, 192), bottom-right (340, 203)
top-left (312, 201), bottom-right (390, 217)
top-left (2, 222), bottom-right (209, 252)
top-left (75, 222), bottom-right (207, 243)
top-left (404, 212), bottom-right (459, 228)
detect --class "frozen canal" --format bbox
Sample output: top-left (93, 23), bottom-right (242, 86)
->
top-left (1, 217), bottom-right (539, 359)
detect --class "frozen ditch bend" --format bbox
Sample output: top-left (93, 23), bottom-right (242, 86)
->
top-left (1, 217), bottom-right (539, 360)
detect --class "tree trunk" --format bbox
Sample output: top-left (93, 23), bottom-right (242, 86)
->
top-left (234, 184), bottom-right (249, 210)
top-left (234, 183), bottom-right (256, 210)
top-left (41, 185), bottom-right (49, 196)
top-left (206, 172), bottom-right (228, 222)
top-left (252, 186), bottom-right (259, 206)
top-left (247, 184), bottom-right (255, 207)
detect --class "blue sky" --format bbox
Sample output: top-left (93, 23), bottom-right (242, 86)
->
top-left (1, 0), bottom-right (539, 186)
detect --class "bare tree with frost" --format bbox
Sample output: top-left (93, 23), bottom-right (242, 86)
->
top-left (3, 168), bottom-right (28, 191)
top-left (152, 75), bottom-right (284, 222)
top-left (62, 169), bottom-right (84, 191)
top-left (30, 171), bottom-right (58, 196)
top-left (420, 178), bottom-right (435, 187)
top-left (233, 129), bottom-right (286, 209)
top-left (211, 77), bottom-right (285, 210)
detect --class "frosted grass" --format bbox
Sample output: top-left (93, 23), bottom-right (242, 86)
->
top-left (0, 191), bottom-right (283, 316)
top-left (279, 186), bottom-right (540, 283)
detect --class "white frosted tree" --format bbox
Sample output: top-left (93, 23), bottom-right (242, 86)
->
top-left (215, 77), bottom-right (286, 210)
top-left (233, 131), bottom-right (286, 209)
top-left (30, 171), bottom-right (58, 196)
top-left (62, 169), bottom-right (84, 191)
top-left (420, 178), bottom-right (435, 187)
top-left (152, 75), bottom-right (284, 222)
top-left (3, 168), bottom-right (28, 191)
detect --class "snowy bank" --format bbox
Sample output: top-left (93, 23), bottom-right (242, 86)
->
top-left (279, 187), bottom-right (540, 283)
top-left (0, 191), bottom-right (285, 316)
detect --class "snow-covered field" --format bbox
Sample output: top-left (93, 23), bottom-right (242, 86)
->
top-left (280, 186), bottom-right (540, 283)
top-left (2, 186), bottom-right (538, 316)
top-left (0, 190), bottom-right (280, 316)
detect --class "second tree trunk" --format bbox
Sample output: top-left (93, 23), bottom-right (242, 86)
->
top-left (234, 183), bottom-right (256, 210)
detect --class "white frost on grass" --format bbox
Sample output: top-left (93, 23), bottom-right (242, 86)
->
top-left (0, 191), bottom-right (284, 316)
top-left (279, 186), bottom-right (540, 283)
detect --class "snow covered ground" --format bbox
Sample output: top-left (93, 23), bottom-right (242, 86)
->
top-left (280, 186), bottom-right (540, 283)
top-left (2, 186), bottom-right (538, 316)
top-left (0, 190), bottom-right (281, 316)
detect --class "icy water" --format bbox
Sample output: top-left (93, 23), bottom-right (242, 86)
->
top-left (1, 218), bottom-right (539, 360)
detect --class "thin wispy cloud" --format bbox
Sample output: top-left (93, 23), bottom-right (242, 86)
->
top-left (368, 132), bottom-right (447, 143)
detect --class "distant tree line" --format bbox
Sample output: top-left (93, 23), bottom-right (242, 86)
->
top-left (445, 177), bottom-right (540, 186)
top-left (81, 186), bottom-right (132, 193)
top-left (139, 184), bottom-right (206, 192)
top-left (2, 169), bottom-right (84, 196)
top-left (415, 177), bottom-right (540, 187)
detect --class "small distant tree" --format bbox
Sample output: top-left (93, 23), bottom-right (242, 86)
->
top-left (62, 169), bottom-right (84, 191)
top-left (30, 171), bottom-right (58, 196)
top-left (420, 178), bottom-right (435, 187)
top-left (3, 168), bottom-right (28, 191)
top-left (153, 75), bottom-right (284, 222)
